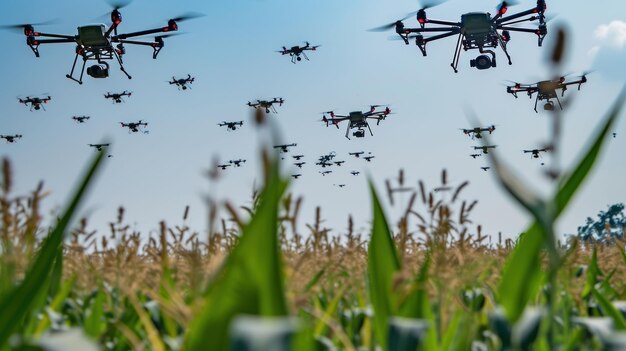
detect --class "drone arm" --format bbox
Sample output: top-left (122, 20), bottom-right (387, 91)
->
top-left (425, 19), bottom-right (461, 27)
top-left (498, 8), bottom-right (543, 25)
top-left (115, 39), bottom-right (164, 59)
top-left (498, 26), bottom-right (540, 34)
top-left (30, 38), bottom-right (76, 44)
top-left (29, 32), bottom-right (76, 40)
top-left (407, 27), bottom-right (459, 34)
top-left (113, 26), bottom-right (173, 40)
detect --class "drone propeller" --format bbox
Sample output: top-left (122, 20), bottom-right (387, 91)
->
top-left (368, 12), bottom-right (414, 32)
top-left (0, 19), bottom-right (59, 33)
top-left (496, 0), bottom-right (521, 13)
top-left (107, 0), bottom-right (133, 10)
top-left (418, 0), bottom-right (448, 10)
top-left (170, 12), bottom-right (205, 23)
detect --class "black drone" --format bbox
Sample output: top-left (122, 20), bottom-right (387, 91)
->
top-left (218, 121), bottom-right (243, 131)
top-left (120, 120), bottom-right (148, 133)
top-left (294, 162), bottom-right (306, 168)
top-left (105, 91), bottom-right (132, 103)
top-left (469, 153), bottom-right (483, 159)
top-left (364, 155), bottom-right (375, 162)
top-left (72, 115), bottom-right (90, 123)
top-left (334, 161), bottom-right (345, 166)
top-left (351, 171), bottom-right (360, 176)
top-left (318, 152), bottom-right (337, 164)
top-left (461, 125), bottom-right (496, 139)
top-left (3, 2), bottom-right (201, 84)
top-left (506, 73), bottom-right (590, 112)
top-left (335, 184), bottom-right (347, 188)
top-left (273, 143), bottom-right (297, 153)
top-left (523, 147), bottom-right (550, 158)
top-left (322, 106), bottom-right (392, 140)
top-left (169, 74), bottom-right (195, 90)
top-left (217, 164), bottom-right (231, 170)
top-left (474, 145), bottom-right (497, 154)
top-left (229, 159), bottom-right (246, 167)
top-left (316, 160), bottom-right (333, 168)
top-left (277, 42), bottom-right (320, 63)
top-left (88, 143), bottom-right (110, 151)
top-left (371, 0), bottom-right (548, 72)
top-left (247, 98), bottom-right (285, 113)
top-left (292, 174), bottom-right (302, 179)
top-left (349, 151), bottom-right (368, 158)
top-left (18, 95), bottom-right (51, 111)
top-left (481, 166), bottom-right (491, 171)
top-left (1, 134), bottom-right (23, 143)
top-left (292, 155), bottom-right (305, 161)
top-left (320, 170), bottom-right (333, 176)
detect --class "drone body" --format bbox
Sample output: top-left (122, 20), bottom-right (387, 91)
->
top-left (461, 125), bottom-right (496, 139)
top-left (474, 145), bottom-right (497, 154)
top-left (229, 159), bottom-right (246, 167)
top-left (72, 115), bottom-right (90, 123)
top-left (273, 143), bottom-right (297, 153)
top-left (294, 162), bottom-right (306, 168)
top-left (1, 134), bottom-right (23, 143)
top-left (218, 121), bottom-right (243, 131)
top-left (217, 164), bottom-right (231, 170)
top-left (364, 155), bottom-right (375, 162)
top-left (105, 91), bottom-right (132, 104)
top-left (18, 96), bottom-right (51, 111)
top-left (277, 42), bottom-right (320, 63)
top-left (88, 143), bottom-right (110, 151)
top-left (523, 147), bottom-right (550, 159)
top-left (292, 174), bottom-right (302, 179)
top-left (506, 73), bottom-right (589, 112)
top-left (322, 106), bottom-right (391, 140)
top-left (351, 171), bottom-right (360, 176)
top-left (247, 98), bottom-right (284, 114)
top-left (169, 74), bottom-right (195, 90)
top-left (120, 120), bottom-right (148, 133)
top-left (469, 153), bottom-right (483, 159)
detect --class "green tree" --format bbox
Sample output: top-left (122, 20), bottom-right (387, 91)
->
top-left (576, 203), bottom-right (626, 243)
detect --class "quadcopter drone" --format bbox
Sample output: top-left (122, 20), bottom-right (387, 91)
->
top-left (229, 159), bottom-right (246, 167)
top-left (322, 105), bottom-right (392, 140)
top-left (88, 143), bottom-right (110, 151)
top-left (334, 161), bottom-right (345, 166)
top-left (461, 125), bottom-right (496, 139)
top-left (349, 151), bottom-right (366, 158)
top-left (4, 3), bottom-right (201, 84)
top-left (318, 152), bottom-right (337, 164)
top-left (18, 95), bottom-right (51, 111)
top-left (335, 184), bottom-right (347, 188)
top-left (371, 0), bottom-right (548, 72)
top-left (0, 134), bottom-right (23, 143)
top-left (316, 161), bottom-right (333, 168)
top-left (217, 164), bottom-right (231, 170)
top-left (273, 143), bottom-right (297, 153)
top-left (470, 153), bottom-right (483, 159)
top-left (506, 73), bottom-right (590, 112)
top-left (523, 147), bottom-right (550, 158)
top-left (294, 162), bottom-right (306, 168)
top-left (351, 171), bottom-right (360, 176)
top-left (364, 155), bottom-right (376, 162)
top-left (105, 91), bottom-right (132, 103)
top-left (481, 166), bottom-right (491, 171)
top-left (292, 155), bottom-right (305, 161)
top-left (277, 42), bottom-right (320, 63)
top-left (320, 170), bottom-right (333, 176)
top-left (292, 174), bottom-right (302, 179)
top-left (120, 120), bottom-right (148, 133)
top-left (218, 121), bottom-right (243, 131)
top-left (72, 115), bottom-right (90, 123)
top-left (247, 98), bottom-right (285, 113)
top-left (473, 145), bottom-right (497, 154)
top-left (169, 74), bottom-right (195, 90)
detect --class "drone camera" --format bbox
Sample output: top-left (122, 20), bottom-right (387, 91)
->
top-left (470, 55), bottom-right (494, 70)
top-left (87, 63), bottom-right (109, 79)
top-left (353, 130), bottom-right (365, 138)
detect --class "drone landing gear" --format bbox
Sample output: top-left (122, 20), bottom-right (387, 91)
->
top-left (450, 33), bottom-right (463, 73)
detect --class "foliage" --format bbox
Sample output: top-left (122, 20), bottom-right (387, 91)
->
top-left (576, 203), bottom-right (626, 243)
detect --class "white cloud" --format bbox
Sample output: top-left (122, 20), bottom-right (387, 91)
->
top-left (594, 20), bottom-right (626, 48)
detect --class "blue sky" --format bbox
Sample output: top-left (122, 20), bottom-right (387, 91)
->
top-left (1, 0), bottom-right (625, 240)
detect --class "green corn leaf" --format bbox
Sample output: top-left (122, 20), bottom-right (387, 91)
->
top-left (367, 181), bottom-right (401, 350)
top-left (592, 288), bottom-right (626, 330)
top-left (84, 289), bottom-right (106, 338)
top-left (0, 152), bottom-right (104, 348)
top-left (34, 275), bottom-right (77, 336)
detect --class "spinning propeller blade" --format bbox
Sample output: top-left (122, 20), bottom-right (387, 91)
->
top-left (368, 12), bottom-right (414, 32)
top-left (170, 12), bottom-right (205, 22)
top-left (0, 19), bottom-right (59, 33)
top-left (107, 0), bottom-right (133, 10)
top-left (418, 0), bottom-right (448, 10)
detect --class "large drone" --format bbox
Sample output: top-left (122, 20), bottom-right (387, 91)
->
top-left (277, 42), bottom-right (320, 63)
top-left (120, 120), bottom-right (148, 133)
top-left (461, 125), bottom-right (496, 139)
top-left (506, 73), bottom-right (589, 112)
top-left (322, 105), bottom-right (392, 139)
top-left (247, 98), bottom-right (284, 113)
top-left (105, 91), bottom-right (132, 103)
top-left (218, 121), bottom-right (243, 131)
top-left (169, 74), bottom-right (195, 90)
top-left (4, 2), bottom-right (201, 84)
top-left (1, 134), bottom-right (23, 143)
top-left (18, 95), bottom-right (51, 111)
top-left (371, 0), bottom-right (548, 72)
top-left (273, 143), bottom-right (297, 153)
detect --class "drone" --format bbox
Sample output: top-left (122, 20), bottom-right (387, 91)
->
top-left (335, 184), bottom-right (347, 188)
top-left (88, 143), bottom-right (110, 151)
top-left (523, 147), bottom-right (550, 159)
top-left (218, 121), bottom-right (243, 131)
top-left (318, 152), bottom-right (337, 164)
top-left (277, 42), bottom-right (320, 63)
top-left (371, 0), bottom-right (548, 72)
top-left (292, 174), bottom-right (302, 179)
top-left (72, 115), bottom-right (90, 123)
top-left (105, 91), bottom-right (132, 104)
top-left (473, 145), bottom-right (497, 154)
top-left (229, 159), bottom-right (246, 167)
top-left (120, 120), bottom-right (148, 133)
top-left (351, 171), bottom-right (360, 176)
top-left (481, 166), bottom-right (491, 171)
top-left (316, 161), bottom-right (333, 168)
top-left (18, 95), bottom-right (51, 111)
top-left (0, 134), bottom-right (23, 143)
top-left (294, 162), bottom-right (306, 168)
top-left (506, 73), bottom-right (590, 112)
top-left (349, 151), bottom-right (366, 158)
top-left (322, 105), bottom-right (392, 139)
top-left (470, 153), bottom-right (483, 159)
top-left (320, 170), bottom-right (333, 176)
top-left (247, 98), bottom-right (284, 113)
top-left (461, 125), bottom-right (496, 139)
top-left (273, 143), bottom-right (297, 153)
top-left (169, 74), bottom-right (195, 90)
top-left (292, 155), bottom-right (305, 161)
top-left (334, 161), bottom-right (346, 166)
top-left (364, 155), bottom-right (375, 162)
top-left (3, 3), bottom-right (201, 84)
top-left (217, 164), bottom-right (231, 170)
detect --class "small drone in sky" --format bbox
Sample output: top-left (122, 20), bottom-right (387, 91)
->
top-left (506, 73), bottom-right (590, 112)
top-left (2, 2), bottom-right (201, 84)
top-left (0, 134), bottom-right (23, 143)
top-left (72, 116), bottom-right (90, 123)
top-left (273, 143), bottom-right (297, 153)
top-left (217, 164), bottom-right (231, 170)
top-left (247, 98), bottom-right (284, 113)
top-left (277, 42), bottom-right (320, 63)
top-left (320, 170), bottom-right (333, 176)
top-left (292, 155), bottom-right (305, 161)
top-left (523, 147), bottom-right (550, 158)
top-left (473, 145), bottom-right (497, 154)
top-left (294, 162), bottom-right (306, 168)
top-left (120, 120), bottom-right (148, 133)
top-left (461, 125), bottom-right (496, 139)
top-left (292, 174), bottom-right (302, 179)
top-left (481, 166), bottom-right (491, 171)
top-left (470, 153), bottom-right (483, 159)
top-left (169, 74), bottom-right (195, 90)
top-left (322, 105), bottom-right (392, 139)
top-left (335, 184), bottom-right (347, 188)
top-left (88, 143), bottom-right (110, 151)
top-left (371, 0), bottom-right (548, 72)
top-left (334, 161), bottom-right (346, 166)
top-left (351, 171), bottom-right (360, 176)
top-left (218, 121), bottom-right (243, 131)
top-left (318, 152), bottom-right (337, 164)
top-left (18, 95), bottom-right (51, 111)
top-left (105, 91), bottom-right (132, 104)
top-left (229, 159), bottom-right (246, 167)
top-left (349, 151), bottom-right (366, 158)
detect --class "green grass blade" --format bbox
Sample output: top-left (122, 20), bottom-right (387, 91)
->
top-left (582, 248), bottom-right (601, 300)
top-left (0, 152), bottom-right (104, 348)
top-left (592, 288), bottom-right (626, 330)
top-left (367, 181), bottom-right (401, 350)
top-left (84, 289), bottom-right (106, 338)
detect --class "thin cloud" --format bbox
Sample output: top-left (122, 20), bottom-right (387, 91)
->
top-left (591, 21), bottom-right (626, 81)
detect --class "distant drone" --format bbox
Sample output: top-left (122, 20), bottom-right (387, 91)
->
top-left (2, 3), bottom-right (200, 84)
top-left (105, 91), bottom-right (132, 104)
top-left (18, 95), bottom-right (51, 111)
top-left (364, 155), bottom-right (375, 162)
top-left (371, 0), bottom-right (548, 72)
top-left (334, 161), bottom-right (345, 166)
top-left (229, 159), bottom-right (246, 167)
top-left (273, 143), bottom-right (297, 153)
top-left (349, 151), bottom-right (366, 158)
top-left (506, 73), bottom-right (590, 112)
top-left (120, 120), bottom-right (148, 133)
top-left (481, 166), bottom-right (491, 171)
top-left (88, 143), bottom-right (110, 151)
top-left (322, 105), bottom-right (392, 139)
top-left (294, 162), bottom-right (306, 168)
top-left (169, 74), bottom-right (195, 90)
top-left (351, 171), bottom-right (360, 176)
top-left (217, 164), bottom-right (231, 170)
top-left (523, 147), bottom-right (550, 159)
top-left (292, 174), bottom-right (302, 179)
top-left (470, 153), bottom-right (482, 159)
top-left (0, 134), bottom-right (23, 143)
top-left (72, 115), bottom-right (90, 123)
top-left (292, 155), bottom-right (305, 161)
top-left (247, 98), bottom-right (284, 113)
top-left (335, 184), bottom-right (347, 188)
top-left (316, 161), bottom-right (333, 168)
top-left (461, 125), bottom-right (496, 139)
top-left (318, 152), bottom-right (337, 164)
top-left (218, 121), bottom-right (243, 131)
top-left (277, 42), bottom-right (320, 63)
top-left (474, 145), bottom-right (497, 154)
top-left (320, 170), bottom-right (333, 176)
